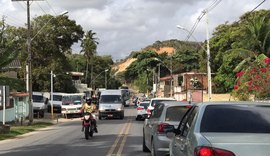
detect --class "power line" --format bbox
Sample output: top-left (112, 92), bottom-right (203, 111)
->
top-left (0, 13), bottom-right (25, 27)
top-left (17, 1), bottom-right (27, 10)
top-left (36, 1), bottom-right (47, 14)
top-left (45, 0), bottom-right (57, 16)
top-left (185, 0), bottom-right (222, 41)
top-left (250, 0), bottom-right (266, 13)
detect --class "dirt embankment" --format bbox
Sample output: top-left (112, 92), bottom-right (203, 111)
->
top-left (113, 47), bottom-right (175, 74)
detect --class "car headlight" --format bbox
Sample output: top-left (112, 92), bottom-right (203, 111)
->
top-left (117, 108), bottom-right (122, 111)
top-left (99, 107), bottom-right (105, 111)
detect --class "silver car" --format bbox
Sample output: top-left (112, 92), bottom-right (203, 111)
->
top-left (143, 101), bottom-right (193, 156)
top-left (167, 101), bottom-right (270, 156)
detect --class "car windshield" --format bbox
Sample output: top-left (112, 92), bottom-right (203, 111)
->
top-left (166, 106), bottom-right (189, 121)
top-left (100, 95), bottom-right (122, 103)
top-left (53, 95), bottom-right (63, 101)
top-left (200, 105), bottom-right (270, 133)
top-left (32, 95), bottom-right (44, 102)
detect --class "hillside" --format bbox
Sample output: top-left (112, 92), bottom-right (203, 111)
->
top-left (112, 47), bottom-right (175, 74)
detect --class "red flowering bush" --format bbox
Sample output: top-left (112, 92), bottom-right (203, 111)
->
top-left (233, 57), bottom-right (270, 100)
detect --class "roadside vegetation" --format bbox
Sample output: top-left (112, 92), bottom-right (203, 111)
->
top-left (0, 122), bottom-right (53, 141)
top-left (0, 9), bottom-right (269, 99)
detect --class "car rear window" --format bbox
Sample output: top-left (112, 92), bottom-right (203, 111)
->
top-left (139, 102), bottom-right (150, 109)
top-left (200, 105), bottom-right (270, 133)
top-left (165, 106), bottom-right (189, 121)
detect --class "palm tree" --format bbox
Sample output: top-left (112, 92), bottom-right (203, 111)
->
top-left (80, 30), bottom-right (99, 87)
top-left (243, 11), bottom-right (270, 55)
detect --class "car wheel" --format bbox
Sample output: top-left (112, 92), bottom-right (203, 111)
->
top-left (143, 132), bottom-right (150, 152)
top-left (120, 115), bottom-right (124, 120)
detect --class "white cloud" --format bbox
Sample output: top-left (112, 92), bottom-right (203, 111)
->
top-left (1, 0), bottom-right (269, 60)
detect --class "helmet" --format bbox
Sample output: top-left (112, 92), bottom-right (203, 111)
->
top-left (86, 97), bottom-right (92, 104)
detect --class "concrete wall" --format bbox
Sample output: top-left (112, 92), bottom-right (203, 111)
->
top-left (0, 107), bottom-right (16, 123)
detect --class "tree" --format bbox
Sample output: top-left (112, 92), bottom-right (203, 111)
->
top-left (124, 51), bottom-right (160, 82)
top-left (17, 14), bottom-right (84, 92)
top-left (80, 30), bottom-right (99, 87)
top-left (211, 9), bottom-right (270, 93)
top-left (0, 18), bottom-right (25, 91)
top-left (173, 49), bottom-right (200, 73)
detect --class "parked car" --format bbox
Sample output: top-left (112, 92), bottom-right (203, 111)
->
top-left (166, 101), bottom-right (270, 156)
top-left (143, 101), bottom-right (193, 156)
top-left (136, 101), bottom-right (150, 120)
top-left (146, 97), bottom-right (176, 116)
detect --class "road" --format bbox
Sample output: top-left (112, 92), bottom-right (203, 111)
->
top-left (0, 107), bottom-right (151, 156)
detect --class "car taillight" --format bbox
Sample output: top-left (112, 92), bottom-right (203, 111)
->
top-left (194, 147), bottom-right (235, 156)
top-left (137, 107), bottom-right (144, 110)
top-left (147, 108), bottom-right (151, 114)
top-left (157, 123), bottom-right (169, 133)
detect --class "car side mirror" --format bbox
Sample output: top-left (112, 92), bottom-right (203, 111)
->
top-left (164, 125), bottom-right (175, 133)
top-left (44, 98), bottom-right (49, 105)
top-left (164, 125), bottom-right (176, 138)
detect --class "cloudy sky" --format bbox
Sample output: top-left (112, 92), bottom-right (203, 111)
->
top-left (0, 0), bottom-right (269, 61)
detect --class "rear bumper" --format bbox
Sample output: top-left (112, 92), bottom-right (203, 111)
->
top-left (136, 113), bottom-right (148, 119)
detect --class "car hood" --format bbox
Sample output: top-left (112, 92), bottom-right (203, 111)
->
top-left (202, 133), bottom-right (270, 156)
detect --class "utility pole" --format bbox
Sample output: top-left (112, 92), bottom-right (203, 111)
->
top-left (12, 0), bottom-right (44, 124)
top-left (205, 10), bottom-right (212, 101)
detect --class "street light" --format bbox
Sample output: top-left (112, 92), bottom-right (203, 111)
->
top-left (90, 69), bottom-right (109, 89)
top-left (177, 25), bottom-right (212, 101)
top-left (50, 71), bottom-right (55, 120)
top-left (50, 71), bottom-right (70, 119)
top-left (105, 69), bottom-right (109, 89)
top-left (31, 11), bottom-right (68, 41)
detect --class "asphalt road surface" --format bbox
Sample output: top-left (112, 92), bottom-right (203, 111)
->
top-left (0, 107), bottom-right (151, 156)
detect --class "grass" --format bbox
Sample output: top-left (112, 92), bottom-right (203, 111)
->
top-left (0, 122), bottom-right (53, 141)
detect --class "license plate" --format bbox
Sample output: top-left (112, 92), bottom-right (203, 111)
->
top-left (108, 114), bottom-right (113, 117)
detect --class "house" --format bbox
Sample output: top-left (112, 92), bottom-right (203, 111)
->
top-left (1, 59), bottom-right (21, 79)
top-left (0, 91), bottom-right (29, 124)
top-left (157, 72), bottom-right (208, 102)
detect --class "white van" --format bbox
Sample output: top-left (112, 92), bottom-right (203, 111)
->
top-left (48, 92), bottom-right (66, 113)
top-left (98, 90), bottom-right (124, 120)
top-left (61, 93), bottom-right (84, 117)
top-left (33, 92), bottom-right (49, 118)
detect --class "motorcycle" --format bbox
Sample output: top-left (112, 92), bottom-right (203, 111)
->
top-left (82, 113), bottom-right (95, 140)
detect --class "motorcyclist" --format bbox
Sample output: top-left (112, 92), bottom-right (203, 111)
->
top-left (81, 98), bottom-right (98, 133)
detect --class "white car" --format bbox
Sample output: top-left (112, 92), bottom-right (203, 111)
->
top-left (147, 97), bottom-right (176, 116)
top-left (136, 101), bottom-right (150, 120)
